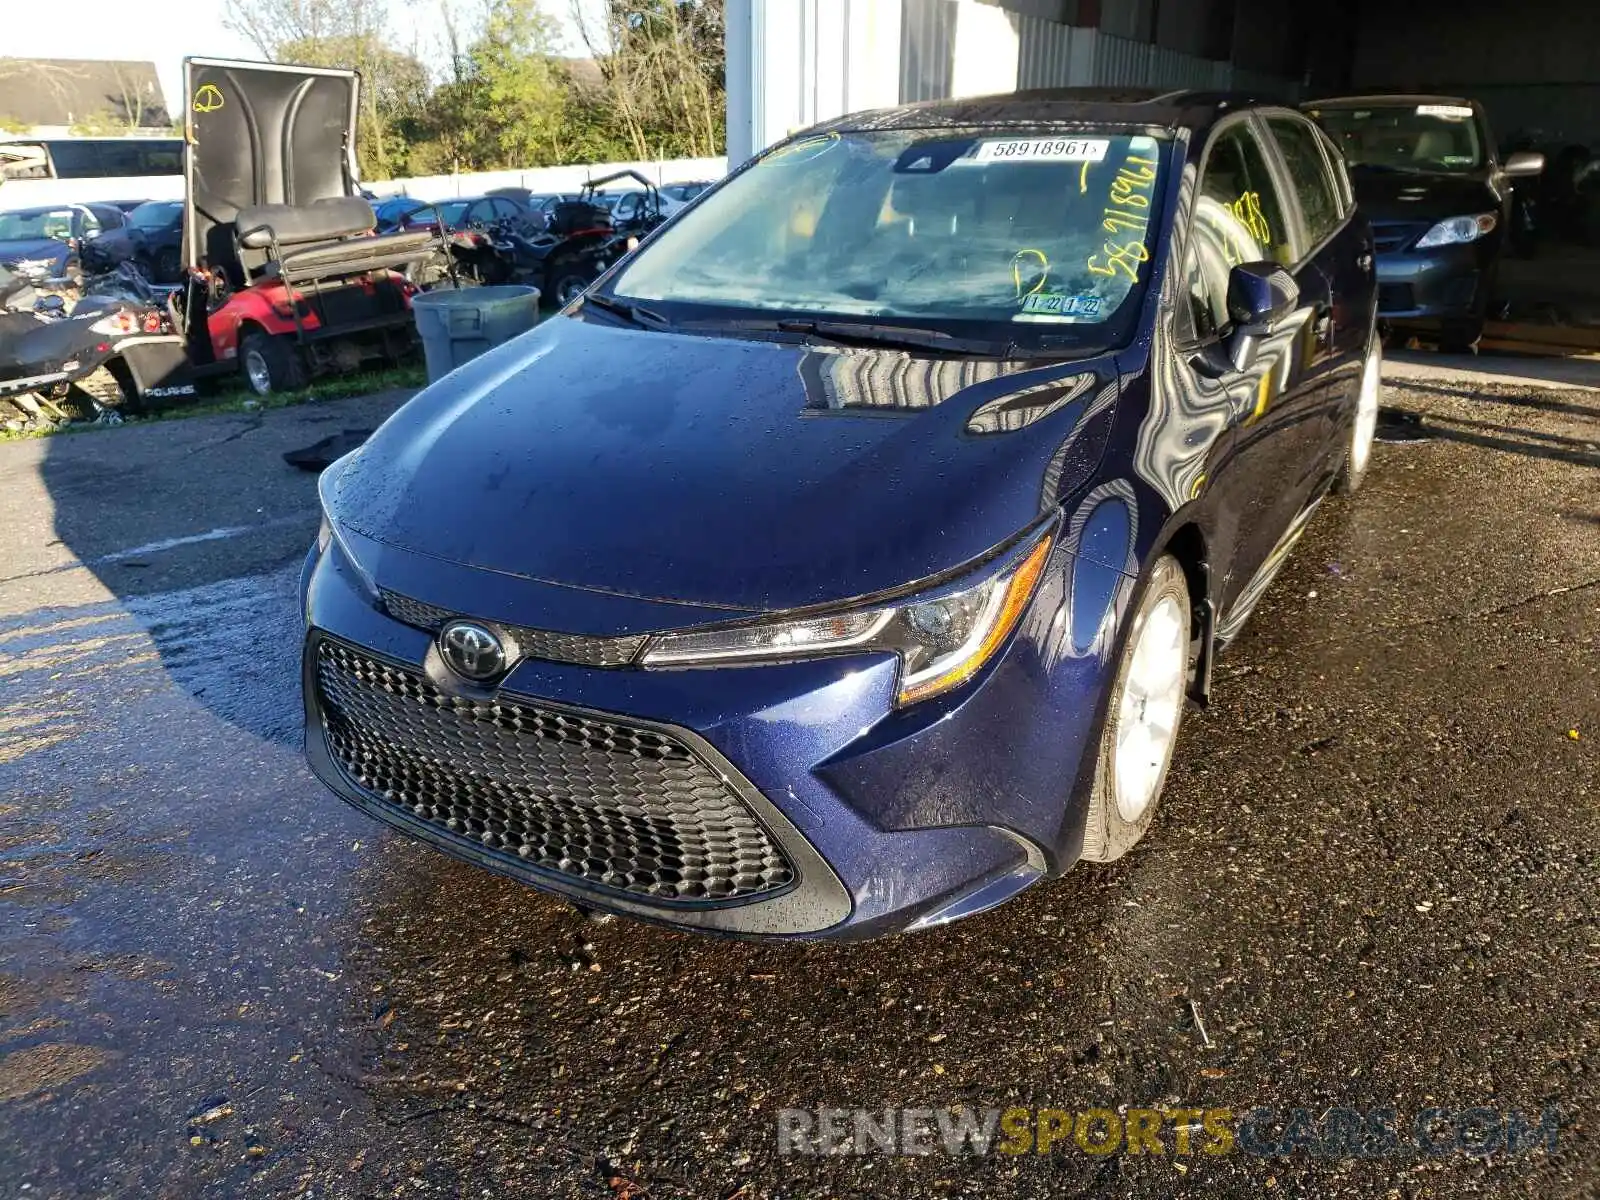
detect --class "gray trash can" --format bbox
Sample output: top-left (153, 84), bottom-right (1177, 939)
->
top-left (412, 284), bottom-right (541, 382)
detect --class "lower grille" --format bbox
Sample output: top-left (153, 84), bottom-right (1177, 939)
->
top-left (1377, 283), bottom-right (1416, 313)
top-left (381, 590), bottom-right (647, 668)
top-left (313, 638), bottom-right (795, 903)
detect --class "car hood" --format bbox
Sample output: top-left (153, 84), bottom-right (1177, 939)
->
top-left (327, 316), bottom-right (1117, 615)
top-left (0, 238), bottom-right (68, 266)
top-left (1348, 167), bottom-right (1500, 224)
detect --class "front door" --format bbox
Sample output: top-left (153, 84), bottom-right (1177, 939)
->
top-left (1178, 118), bottom-right (1327, 613)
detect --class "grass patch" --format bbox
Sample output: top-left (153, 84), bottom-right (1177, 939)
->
top-left (0, 361), bottom-right (427, 444)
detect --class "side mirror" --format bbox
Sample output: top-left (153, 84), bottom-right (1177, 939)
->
top-left (1225, 261), bottom-right (1300, 372)
top-left (1503, 151), bottom-right (1545, 178)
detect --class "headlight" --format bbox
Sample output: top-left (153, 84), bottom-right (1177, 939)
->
top-left (14, 257), bottom-right (54, 275)
top-left (1414, 213), bottom-right (1497, 248)
top-left (640, 528), bottom-right (1055, 707)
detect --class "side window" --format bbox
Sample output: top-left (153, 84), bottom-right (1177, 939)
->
top-left (1268, 116), bottom-right (1343, 246)
top-left (1183, 123), bottom-right (1297, 339)
top-left (1314, 125), bottom-right (1354, 214)
top-left (492, 198), bottom-right (520, 220)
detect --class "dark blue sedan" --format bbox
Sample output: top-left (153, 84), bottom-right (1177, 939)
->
top-left (302, 90), bottom-right (1380, 939)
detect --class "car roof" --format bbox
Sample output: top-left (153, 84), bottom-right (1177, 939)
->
top-left (808, 88), bottom-right (1288, 137)
top-left (2, 204), bottom-right (82, 217)
top-left (1306, 94), bottom-right (1475, 110)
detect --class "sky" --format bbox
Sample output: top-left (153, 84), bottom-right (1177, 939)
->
top-left (3, 0), bottom-right (598, 120)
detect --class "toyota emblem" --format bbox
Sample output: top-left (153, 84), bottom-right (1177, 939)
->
top-left (438, 620), bottom-right (509, 682)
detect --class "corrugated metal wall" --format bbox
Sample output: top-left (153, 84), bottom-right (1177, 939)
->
top-left (899, 0), bottom-right (959, 103)
top-left (1093, 33), bottom-right (1229, 90)
top-left (1016, 14), bottom-right (1083, 90)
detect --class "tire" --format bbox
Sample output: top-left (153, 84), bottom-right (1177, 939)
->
top-left (547, 265), bottom-right (595, 307)
top-left (154, 246), bottom-right (180, 284)
top-left (1335, 337), bottom-right (1382, 495)
top-left (1080, 555), bottom-right (1191, 863)
top-left (1438, 317), bottom-right (1484, 354)
top-left (240, 331), bottom-right (306, 397)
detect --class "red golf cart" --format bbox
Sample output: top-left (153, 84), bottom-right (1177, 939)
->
top-left (180, 59), bottom-right (442, 394)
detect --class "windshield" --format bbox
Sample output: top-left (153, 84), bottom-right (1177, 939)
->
top-left (1311, 104), bottom-right (1485, 173)
top-left (437, 201), bottom-right (470, 225)
top-left (0, 209), bottom-right (73, 241)
top-left (609, 128), bottom-right (1168, 349)
top-left (130, 202), bottom-right (181, 230)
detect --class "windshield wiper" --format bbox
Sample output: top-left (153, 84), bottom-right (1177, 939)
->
top-left (700, 316), bottom-right (1007, 357)
top-left (580, 292), bottom-right (672, 330)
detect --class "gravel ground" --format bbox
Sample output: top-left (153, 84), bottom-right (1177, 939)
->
top-left (0, 368), bottom-right (1595, 1198)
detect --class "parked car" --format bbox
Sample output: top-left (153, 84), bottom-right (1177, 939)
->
top-left (125, 199), bottom-right (184, 282)
top-left (371, 195), bottom-right (424, 233)
top-left (0, 205), bottom-right (80, 277)
top-left (0, 203), bottom-right (129, 277)
top-left (302, 89), bottom-right (1381, 939)
top-left (1306, 95), bottom-right (1543, 350)
top-left (661, 180), bottom-right (714, 203)
top-left (523, 192), bottom-right (585, 231)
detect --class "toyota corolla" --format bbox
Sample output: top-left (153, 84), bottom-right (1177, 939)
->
top-left (302, 89), bottom-right (1380, 939)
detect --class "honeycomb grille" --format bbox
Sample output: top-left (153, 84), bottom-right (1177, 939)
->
top-left (313, 638), bottom-right (795, 903)
top-left (381, 590), bottom-right (647, 668)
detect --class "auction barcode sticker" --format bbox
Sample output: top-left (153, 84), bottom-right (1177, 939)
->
top-left (971, 138), bottom-right (1110, 163)
top-left (1416, 104), bottom-right (1474, 119)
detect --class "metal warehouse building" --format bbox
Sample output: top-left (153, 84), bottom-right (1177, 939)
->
top-left (727, 0), bottom-right (1600, 160)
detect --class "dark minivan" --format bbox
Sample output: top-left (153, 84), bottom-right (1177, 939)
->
top-left (302, 90), bottom-right (1379, 940)
top-left (1306, 95), bottom-right (1544, 350)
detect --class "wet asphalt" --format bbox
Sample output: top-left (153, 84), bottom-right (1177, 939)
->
top-left (0, 369), bottom-right (1597, 1199)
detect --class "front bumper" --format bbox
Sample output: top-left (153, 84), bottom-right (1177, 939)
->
top-left (1372, 233), bottom-right (1495, 325)
top-left (300, 523), bottom-right (1135, 939)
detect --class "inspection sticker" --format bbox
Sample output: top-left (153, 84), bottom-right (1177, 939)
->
top-left (1416, 104), bottom-right (1473, 120)
top-left (972, 137), bottom-right (1109, 164)
top-left (1019, 292), bottom-right (1103, 319)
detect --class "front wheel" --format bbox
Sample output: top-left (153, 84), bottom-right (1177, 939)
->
top-left (240, 331), bottom-right (306, 397)
top-left (1080, 554), bottom-right (1191, 863)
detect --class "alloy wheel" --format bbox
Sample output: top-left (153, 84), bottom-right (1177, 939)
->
top-left (244, 348), bottom-right (272, 396)
top-left (1113, 593), bottom-right (1187, 824)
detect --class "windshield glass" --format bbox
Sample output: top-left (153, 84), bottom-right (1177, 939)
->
top-left (130, 201), bottom-right (181, 230)
top-left (437, 201), bottom-right (470, 225)
top-left (0, 209), bottom-right (73, 241)
top-left (609, 128), bottom-right (1168, 348)
top-left (1311, 104), bottom-right (1484, 173)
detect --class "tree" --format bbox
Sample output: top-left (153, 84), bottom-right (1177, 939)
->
top-left (572, 0), bottom-right (725, 159)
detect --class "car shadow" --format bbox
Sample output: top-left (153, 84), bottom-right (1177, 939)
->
top-left (24, 391), bottom-right (413, 745)
top-left (1385, 405), bottom-right (1600, 470)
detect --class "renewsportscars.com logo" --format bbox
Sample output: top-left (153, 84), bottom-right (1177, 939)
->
top-left (777, 1105), bottom-right (1563, 1159)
